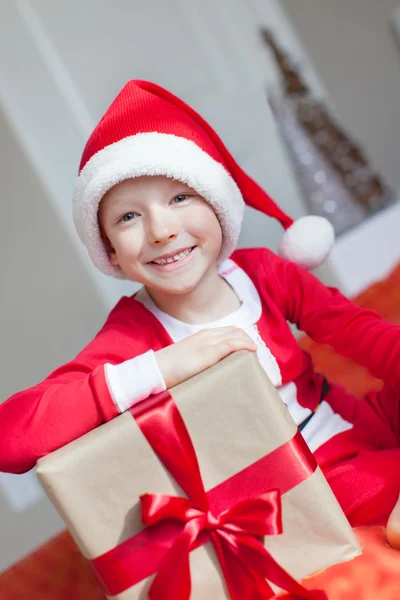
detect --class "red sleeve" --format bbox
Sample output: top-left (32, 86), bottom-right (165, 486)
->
top-left (261, 249), bottom-right (400, 391)
top-left (0, 299), bottom-right (153, 474)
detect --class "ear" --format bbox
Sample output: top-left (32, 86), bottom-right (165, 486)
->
top-left (100, 230), bottom-right (119, 266)
top-left (109, 249), bottom-right (119, 267)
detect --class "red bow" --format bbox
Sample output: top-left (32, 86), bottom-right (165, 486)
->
top-left (136, 392), bottom-right (326, 600)
top-left (92, 391), bottom-right (327, 599)
top-left (141, 491), bottom-right (285, 599)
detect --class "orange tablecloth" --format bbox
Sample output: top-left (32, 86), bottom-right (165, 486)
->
top-left (281, 526), bottom-right (400, 600)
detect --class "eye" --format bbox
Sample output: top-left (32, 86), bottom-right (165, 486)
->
top-left (171, 194), bottom-right (190, 204)
top-left (119, 212), bottom-right (139, 223)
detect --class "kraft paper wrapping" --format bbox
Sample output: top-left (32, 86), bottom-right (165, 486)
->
top-left (36, 351), bottom-right (361, 599)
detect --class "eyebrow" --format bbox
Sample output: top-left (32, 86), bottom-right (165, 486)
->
top-left (105, 185), bottom-right (195, 212)
top-left (106, 196), bottom-right (141, 211)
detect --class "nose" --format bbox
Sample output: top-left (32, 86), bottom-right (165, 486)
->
top-left (147, 207), bottom-right (178, 246)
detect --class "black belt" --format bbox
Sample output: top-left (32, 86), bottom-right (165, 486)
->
top-left (298, 378), bottom-right (330, 432)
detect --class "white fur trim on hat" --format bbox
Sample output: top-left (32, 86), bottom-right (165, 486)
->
top-left (73, 133), bottom-right (245, 278)
top-left (279, 215), bottom-right (335, 270)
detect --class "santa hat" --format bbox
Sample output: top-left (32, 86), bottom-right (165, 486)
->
top-left (73, 80), bottom-right (334, 278)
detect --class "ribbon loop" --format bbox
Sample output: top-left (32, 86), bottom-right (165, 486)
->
top-left (219, 490), bottom-right (283, 537)
top-left (140, 493), bottom-right (203, 527)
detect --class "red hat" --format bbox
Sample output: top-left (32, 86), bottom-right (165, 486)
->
top-left (73, 80), bottom-right (334, 278)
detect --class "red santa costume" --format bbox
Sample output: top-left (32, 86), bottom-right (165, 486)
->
top-left (1, 81), bottom-right (399, 528)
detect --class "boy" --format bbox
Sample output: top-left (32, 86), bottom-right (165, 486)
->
top-left (1, 80), bottom-right (400, 529)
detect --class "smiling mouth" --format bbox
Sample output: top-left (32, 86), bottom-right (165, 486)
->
top-left (151, 246), bottom-right (196, 265)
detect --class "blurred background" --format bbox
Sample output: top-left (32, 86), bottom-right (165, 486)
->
top-left (1, 0), bottom-right (400, 585)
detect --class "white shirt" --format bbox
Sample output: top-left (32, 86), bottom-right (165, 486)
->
top-left (105, 259), bottom-right (353, 452)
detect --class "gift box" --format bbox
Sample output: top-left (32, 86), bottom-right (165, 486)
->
top-left (36, 351), bottom-right (360, 599)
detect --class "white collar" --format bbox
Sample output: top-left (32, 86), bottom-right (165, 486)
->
top-left (135, 259), bottom-right (262, 342)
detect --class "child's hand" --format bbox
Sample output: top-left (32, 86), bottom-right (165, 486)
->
top-left (155, 327), bottom-right (257, 389)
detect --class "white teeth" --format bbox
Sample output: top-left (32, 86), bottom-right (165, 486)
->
top-left (153, 247), bottom-right (193, 265)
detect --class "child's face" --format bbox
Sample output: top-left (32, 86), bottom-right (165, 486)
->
top-left (98, 176), bottom-right (223, 294)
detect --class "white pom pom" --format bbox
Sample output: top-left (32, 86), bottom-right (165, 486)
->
top-left (279, 215), bottom-right (335, 269)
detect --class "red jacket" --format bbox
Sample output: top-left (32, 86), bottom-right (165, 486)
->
top-left (1, 248), bottom-right (399, 474)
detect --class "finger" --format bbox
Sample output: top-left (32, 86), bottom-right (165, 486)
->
top-left (214, 337), bottom-right (257, 356)
top-left (217, 330), bottom-right (257, 347)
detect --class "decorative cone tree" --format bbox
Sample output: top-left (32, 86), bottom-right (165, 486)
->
top-left (262, 29), bottom-right (393, 235)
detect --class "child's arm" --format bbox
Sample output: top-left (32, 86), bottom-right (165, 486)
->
top-left (263, 250), bottom-right (400, 391)
top-left (0, 321), bottom-right (255, 474)
top-left (0, 339), bottom-right (165, 474)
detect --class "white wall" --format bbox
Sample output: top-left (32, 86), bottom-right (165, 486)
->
top-left (281, 0), bottom-right (400, 193)
top-left (0, 108), bottom-right (108, 571)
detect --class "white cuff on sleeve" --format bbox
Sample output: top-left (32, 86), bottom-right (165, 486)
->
top-left (104, 350), bottom-right (167, 413)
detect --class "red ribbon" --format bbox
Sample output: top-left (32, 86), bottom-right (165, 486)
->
top-left (92, 391), bottom-right (327, 600)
